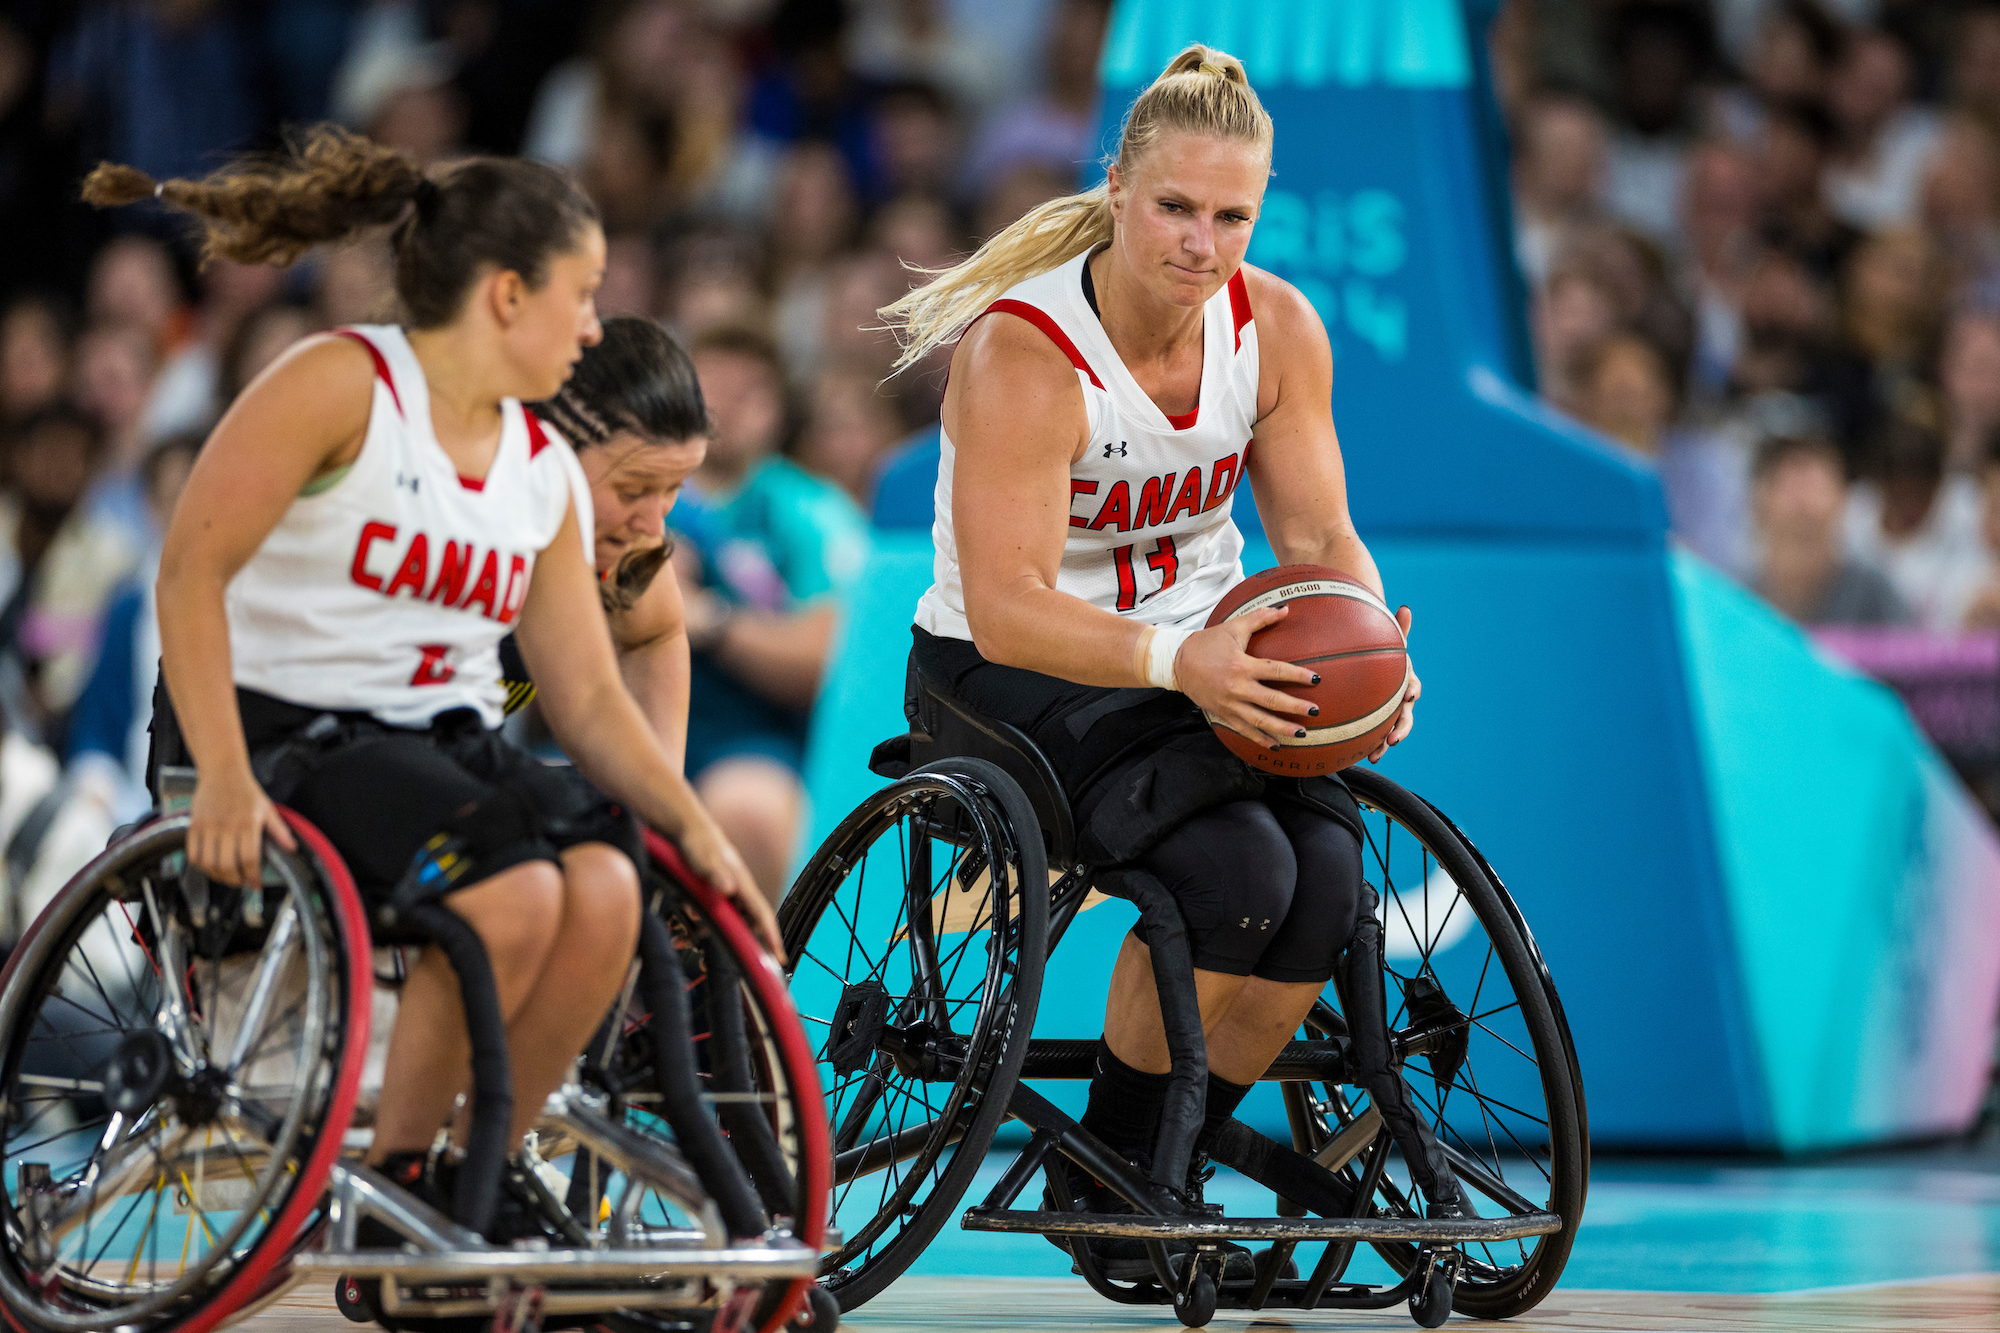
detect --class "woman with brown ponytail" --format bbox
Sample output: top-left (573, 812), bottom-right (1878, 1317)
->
top-left (84, 127), bottom-right (769, 1239)
top-left (881, 46), bottom-right (1437, 1276)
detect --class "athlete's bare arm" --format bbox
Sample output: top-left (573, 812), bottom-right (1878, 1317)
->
top-left (948, 311), bottom-right (1315, 748)
top-left (610, 563), bottom-right (690, 771)
top-left (1241, 266), bottom-right (1418, 757)
top-left (159, 334), bottom-right (375, 885)
top-left (516, 508), bottom-right (777, 952)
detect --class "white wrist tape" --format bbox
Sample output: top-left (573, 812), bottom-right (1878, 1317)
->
top-left (1145, 627), bottom-right (1194, 691)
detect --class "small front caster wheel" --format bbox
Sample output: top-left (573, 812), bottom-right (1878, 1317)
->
top-left (334, 1275), bottom-right (380, 1325)
top-left (1409, 1253), bottom-right (1457, 1328)
top-left (797, 1283), bottom-right (841, 1329)
top-left (1175, 1258), bottom-right (1220, 1328)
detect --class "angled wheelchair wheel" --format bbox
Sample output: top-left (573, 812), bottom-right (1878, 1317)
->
top-left (564, 831), bottom-right (833, 1333)
top-left (0, 812), bottom-right (371, 1333)
top-left (1290, 768), bottom-right (1585, 1320)
top-left (779, 758), bottom-right (1048, 1312)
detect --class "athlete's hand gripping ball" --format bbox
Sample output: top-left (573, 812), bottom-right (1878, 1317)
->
top-left (1172, 603), bottom-right (1321, 750)
top-left (1194, 566), bottom-right (1418, 774)
top-left (188, 765), bottom-right (298, 887)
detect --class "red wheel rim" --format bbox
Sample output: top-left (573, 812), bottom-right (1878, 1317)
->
top-left (644, 830), bottom-right (831, 1333)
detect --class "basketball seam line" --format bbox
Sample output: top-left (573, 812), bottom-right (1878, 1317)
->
top-left (1291, 646), bottom-right (1405, 667)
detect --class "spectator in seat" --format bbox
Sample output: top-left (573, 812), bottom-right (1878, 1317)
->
top-left (1942, 309), bottom-right (2000, 473)
top-left (1753, 433), bottom-right (1910, 625)
top-left (1510, 93), bottom-right (1609, 287)
top-left (1757, 100), bottom-right (1863, 286)
top-left (0, 405), bottom-right (138, 744)
top-left (1600, 0), bottom-right (1713, 241)
top-left (1825, 28), bottom-right (1941, 230)
top-left (1678, 139), bottom-right (1761, 395)
top-left (0, 296), bottom-right (73, 430)
top-left (1845, 414), bottom-right (1987, 629)
top-left (1574, 329), bottom-right (1752, 577)
top-left (65, 432), bottom-right (202, 823)
top-left (1954, 428), bottom-right (2000, 628)
top-left (680, 327), bottom-right (871, 904)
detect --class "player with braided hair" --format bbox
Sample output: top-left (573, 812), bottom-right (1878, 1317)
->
top-left (498, 316), bottom-right (709, 768)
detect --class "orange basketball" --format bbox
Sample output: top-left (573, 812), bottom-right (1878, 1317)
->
top-left (1202, 565), bottom-right (1409, 776)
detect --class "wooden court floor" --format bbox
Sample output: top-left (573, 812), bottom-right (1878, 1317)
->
top-left (241, 1272), bottom-right (2000, 1331)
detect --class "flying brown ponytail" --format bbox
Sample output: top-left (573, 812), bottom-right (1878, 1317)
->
top-left (82, 126), bottom-right (426, 267)
top-left (85, 124), bottom-right (598, 328)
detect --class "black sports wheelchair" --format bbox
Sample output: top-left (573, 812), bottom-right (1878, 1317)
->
top-left (0, 762), bottom-right (835, 1333)
top-left (779, 670), bottom-right (1588, 1328)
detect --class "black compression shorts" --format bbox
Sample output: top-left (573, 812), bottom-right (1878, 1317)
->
top-left (234, 689), bottom-right (639, 913)
top-left (909, 628), bottom-right (1362, 982)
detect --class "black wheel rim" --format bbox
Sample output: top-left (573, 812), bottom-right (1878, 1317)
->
top-left (1305, 772), bottom-right (1583, 1311)
top-left (781, 775), bottom-right (1026, 1285)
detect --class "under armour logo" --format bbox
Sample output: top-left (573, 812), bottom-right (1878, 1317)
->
top-left (395, 473), bottom-right (420, 494)
top-left (1103, 440), bottom-right (1128, 458)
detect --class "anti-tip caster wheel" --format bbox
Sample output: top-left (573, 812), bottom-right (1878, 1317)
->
top-left (1174, 1254), bottom-right (1222, 1328)
top-left (334, 1275), bottom-right (381, 1325)
top-left (1408, 1250), bottom-right (1459, 1329)
top-left (795, 1284), bottom-right (841, 1330)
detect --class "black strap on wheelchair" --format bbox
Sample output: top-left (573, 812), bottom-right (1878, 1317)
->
top-left (701, 940), bottom-right (797, 1213)
top-left (1095, 866), bottom-right (1207, 1206)
top-left (634, 910), bottom-right (768, 1238)
top-left (399, 900), bottom-right (513, 1238)
top-left (1341, 883), bottom-right (1466, 1215)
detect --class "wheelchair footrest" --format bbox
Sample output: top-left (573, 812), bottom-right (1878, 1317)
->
top-left (293, 1239), bottom-right (822, 1283)
top-left (959, 1206), bottom-right (1562, 1243)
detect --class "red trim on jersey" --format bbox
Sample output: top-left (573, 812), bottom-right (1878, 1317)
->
top-left (982, 299), bottom-right (1105, 390)
top-left (1228, 270), bottom-right (1252, 352)
top-left (457, 474), bottom-right (486, 492)
top-left (337, 329), bottom-right (404, 417)
top-left (522, 406), bottom-right (553, 458)
top-left (1165, 405), bottom-right (1199, 430)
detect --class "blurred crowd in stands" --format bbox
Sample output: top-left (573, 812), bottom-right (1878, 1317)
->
top-left (1503, 0), bottom-right (2000, 634)
top-left (13, 0), bottom-right (2000, 914)
top-left (1497, 0), bottom-right (2000, 804)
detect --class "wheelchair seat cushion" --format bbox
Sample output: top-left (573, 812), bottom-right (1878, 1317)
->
top-left (233, 688), bottom-right (638, 932)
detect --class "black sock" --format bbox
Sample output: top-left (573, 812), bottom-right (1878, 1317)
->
top-left (1078, 1038), bottom-right (1171, 1161)
top-left (1200, 1072), bottom-right (1253, 1148)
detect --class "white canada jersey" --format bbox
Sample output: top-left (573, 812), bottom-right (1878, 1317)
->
top-left (226, 324), bottom-right (593, 728)
top-left (914, 249), bottom-right (1257, 640)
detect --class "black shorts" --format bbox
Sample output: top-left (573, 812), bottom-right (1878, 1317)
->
top-left (234, 689), bottom-right (639, 913)
top-left (910, 629), bottom-right (1363, 982)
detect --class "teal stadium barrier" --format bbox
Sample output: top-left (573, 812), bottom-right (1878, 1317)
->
top-left (807, 0), bottom-right (2000, 1150)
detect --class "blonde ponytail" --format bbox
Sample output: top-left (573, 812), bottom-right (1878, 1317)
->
top-left (881, 44), bottom-right (1274, 371)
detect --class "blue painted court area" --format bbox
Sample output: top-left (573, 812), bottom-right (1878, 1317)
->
top-left (900, 1141), bottom-right (2000, 1293)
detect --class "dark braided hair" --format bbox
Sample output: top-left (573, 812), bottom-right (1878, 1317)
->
top-left (82, 125), bottom-right (598, 328)
top-left (535, 316), bottom-right (709, 446)
top-left (531, 316), bottom-right (708, 613)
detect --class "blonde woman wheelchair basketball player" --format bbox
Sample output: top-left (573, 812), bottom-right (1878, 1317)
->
top-left (881, 46), bottom-right (1438, 1276)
